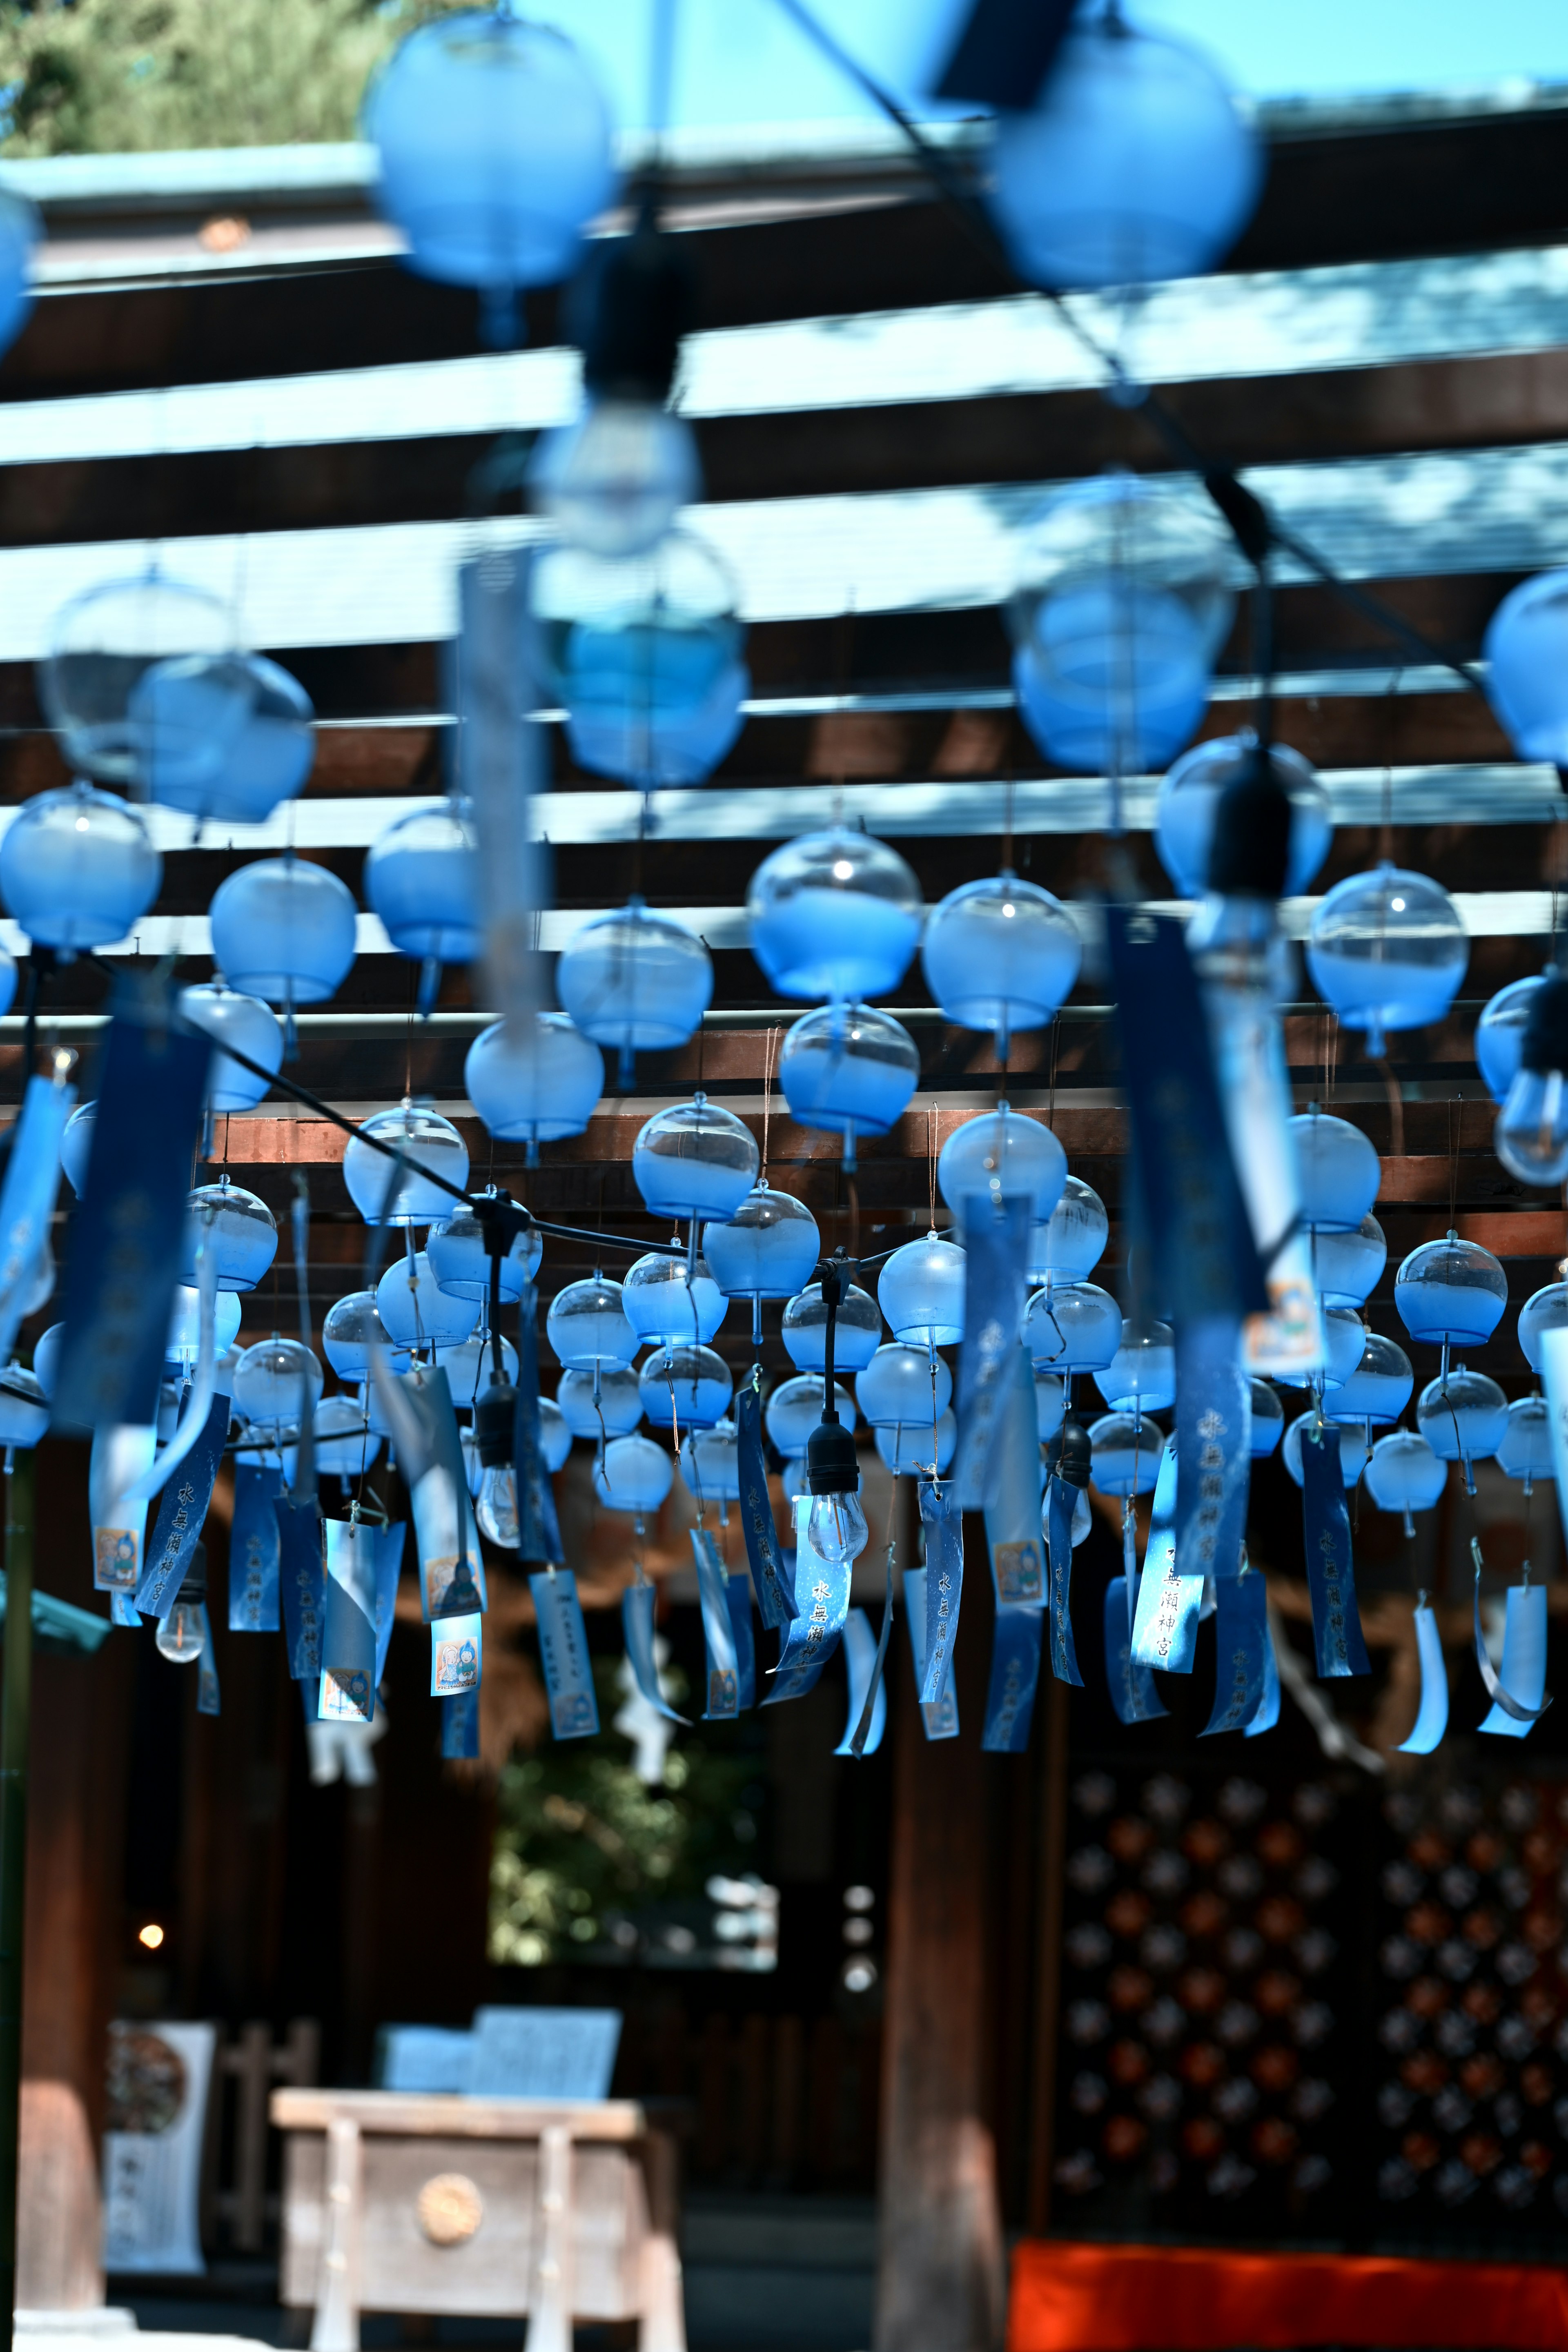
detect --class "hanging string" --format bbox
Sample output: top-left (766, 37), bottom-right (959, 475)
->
top-left (1047, 1016), bottom-right (1061, 1134)
top-left (1448, 1095), bottom-right (1463, 1233)
top-left (760, 1023), bottom-right (782, 1181)
top-left (927, 1101), bottom-right (938, 1233)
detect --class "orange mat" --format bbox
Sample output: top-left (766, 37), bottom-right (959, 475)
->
top-left (1009, 2239), bottom-right (1568, 2351)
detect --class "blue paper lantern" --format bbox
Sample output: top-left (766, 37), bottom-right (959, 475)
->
top-left (1249, 1379), bottom-right (1283, 1458)
top-left (1310, 1214), bottom-right (1385, 1310)
top-left (1324, 1332), bottom-right (1413, 1429)
top-left (376, 1253), bottom-right (481, 1355)
top-left (0, 782), bottom-right (161, 953)
top-left (368, 11), bottom-right (616, 296)
top-left (1517, 1280), bottom-right (1568, 1374)
top-left (1306, 864), bottom-right (1468, 1058)
top-left (877, 1410), bottom-right (956, 1477)
top-left (40, 572), bottom-right (238, 786)
top-left (1475, 974), bottom-right (1547, 1106)
top-left (1027, 1174), bottom-right (1108, 1287)
top-left (782, 1281), bottom-right (881, 1374)
top-left (1497, 1394), bottom-right (1552, 1491)
top-left (59, 1102), bottom-right (95, 1198)
top-left (557, 899), bottom-right (712, 1082)
top-left (1394, 1234), bottom-right (1508, 1350)
top-left (232, 1337), bottom-right (323, 1430)
top-left (1277, 1304), bottom-right (1366, 1394)
top-left (639, 1343), bottom-right (733, 1434)
top-left (323, 1291), bottom-right (395, 1383)
top-left (921, 871), bottom-right (1080, 1054)
top-left (747, 827), bottom-right (922, 1005)
top-left (703, 1185), bottom-right (820, 1344)
top-left (1024, 1281), bottom-right (1123, 1375)
top-left (1417, 1369), bottom-right (1508, 1467)
top-left (546, 1278), bottom-right (637, 1373)
top-left (623, 1251), bottom-right (727, 1347)
top-left (1089, 1412), bottom-right (1160, 1499)
top-left (1094, 1322), bottom-right (1175, 1417)
top-left (778, 1005), bottom-right (920, 1169)
top-left (855, 1344), bottom-right (952, 1429)
top-left (365, 801), bottom-right (481, 1009)
top-left (0, 189), bottom-right (37, 362)
top-left (1282, 1412), bottom-right (1367, 1490)
top-left (464, 1013), bottom-right (604, 1162)
top-left (766, 1373), bottom-right (852, 1457)
top-left (182, 1178), bottom-right (278, 1293)
top-left (878, 1234), bottom-right (965, 1352)
top-left (988, 17), bottom-right (1261, 290)
top-left (632, 1091), bottom-right (759, 1225)
top-left (558, 1364), bottom-right (642, 1439)
top-left (1156, 734), bottom-right (1331, 899)
top-left (681, 1419), bottom-right (742, 1508)
top-left (343, 1101), bottom-right (469, 1226)
top-left (1289, 1110), bottom-right (1381, 1233)
top-left (427, 1198), bottom-right (543, 1303)
top-left (178, 982), bottom-right (282, 1115)
top-left (1365, 1428), bottom-right (1446, 1531)
top-left (132, 652), bottom-right (314, 824)
top-left (938, 1104), bottom-right (1066, 1223)
top-left (1483, 570), bottom-right (1568, 762)
top-left (209, 855), bottom-right (358, 1008)
top-left (592, 1434), bottom-right (673, 1521)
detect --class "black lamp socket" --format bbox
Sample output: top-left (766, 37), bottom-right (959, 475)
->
top-left (475, 1381), bottom-right (517, 1470)
top-left (806, 1415), bottom-right (860, 1496)
top-left (1206, 741), bottom-right (1294, 902)
top-left (567, 225), bottom-right (695, 407)
top-left (174, 1541), bottom-right (208, 1608)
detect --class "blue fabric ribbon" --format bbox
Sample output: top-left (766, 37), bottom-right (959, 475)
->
top-left (229, 1462), bottom-right (283, 1632)
top-left (1132, 1440), bottom-right (1204, 1673)
top-left (904, 1566), bottom-right (959, 1739)
top-left (135, 1388), bottom-right (229, 1618)
top-left (622, 1580), bottom-right (687, 1723)
top-left (736, 1376), bottom-right (795, 1627)
top-left (834, 1608), bottom-right (887, 1755)
top-left (1201, 1565), bottom-right (1270, 1735)
top-left (1045, 1476), bottom-right (1083, 1688)
top-left (727, 1575), bottom-right (757, 1710)
top-left (1300, 1413), bottom-right (1371, 1676)
top-left (692, 1527), bottom-right (740, 1718)
top-left (442, 1688), bottom-right (480, 1760)
top-left (953, 1194), bottom-right (1034, 1510)
top-left (515, 1286), bottom-right (564, 1564)
top-left (918, 1478), bottom-right (964, 1704)
top-left (1174, 1316), bottom-right (1251, 1587)
top-left (763, 1505), bottom-right (851, 1704)
top-left (530, 1568), bottom-right (599, 1738)
top-left (276, 1499), bottom-right (326, 1682)
top-left (982, 1607), bottom-right (1044, 1751)
top-left (0, 1074), bottom-right (74, 1367)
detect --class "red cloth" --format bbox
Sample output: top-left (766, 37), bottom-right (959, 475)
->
top-left (1008, 2239), bottom-right (1568, 2351)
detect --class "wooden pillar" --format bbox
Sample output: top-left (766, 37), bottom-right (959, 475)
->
top-left (874, 1504), bottom-right (1004, 2352)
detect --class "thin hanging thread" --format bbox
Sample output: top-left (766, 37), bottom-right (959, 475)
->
top-left (927, 1102), bottom-right (938, 1232)
top-left (760, 1024), bottom-right (781, 1180)
top-left (1047, 1016), bottom-right (1061, 1133)
top-left (1448, 1095), bottom-right (1463, 1232)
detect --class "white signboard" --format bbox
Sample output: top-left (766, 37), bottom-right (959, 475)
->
top-left (102, 2020), bottom-right (215, 2275)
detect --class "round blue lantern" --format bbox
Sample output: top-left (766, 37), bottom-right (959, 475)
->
top-left (132, 652), bottom-right (314, 824)
top-left (0, 782), bottom-right (160, 953)
top-left (546, 1278), bottom-right (636, 1373)
top-left (767, 1373), bottom-right (853, 1457)
top-left (1366, 1428), bottom-right (1447, 1532)
top-left (1475, 974), bottom-right (1546, 1106)
top-left (623, 1251), bottom-right (727, 1347)
top-left (558, 1364), bottom-right (642, 1440)
top-left (232, 1336), bottom-right (323, 1430)
top-left (1483, 570), bottom-right (1568, 762)
top-left (855, 1344), bottom-right (952, 1429)
top-left (1008, 474), bottom-right (1235, 777)
top-left (365, 800), bottom-right (481, 1011)
top-left (1089, 1412), bottom-right (1160, 1499)
top-left (878, 1234), bottom-right (965, 1352)
top-left (778, 1005), bottom-right (919, 1170)
top-left (178, 982), bottom-right (282, 1115)
top-left (1324, 1331), bottom-right (1413, 1429)
top-left (1027, 1174), bottom-right (1108, 1287)
top-left (1394, 1233), bottom-right (1508, 1350)
top-left (1282, 1412), bottom-right (1367, 1491)
top-left (307, 1394), bottom-right (381, 1483)
top-left (1497, 1394), bottom-right (1552, 1492)
top-left (367, 11), bottom-right (616, 297)
top-left (323, 1291), bottom-right (394, 1383)
top-left (1289, 1109), bottom-right (1381, 1233)
top-left (1249, 1379), bottom-right (1283, 1458)
top-left (592, 1434), bottom-right (673, 1524)
top-left (747, 827), bottom-right (922, 1005)
top-left (1310, 1214), bottom-right (1385, 1310)
top-left (464, 1013), bottom-right (604, 1163)
top-left (632, 1091), bottom-right (759, 1226)
top-left (877, 1410), bottom-right (956, 1478)
top-left (40, 572), bottom-right (238, 786)
top-left (209, 855), bottom-right (358, 1008)
top-left (166, 1285), bottom-right (242, 1363)
top-left (427, 1198), bottom-right (543, 1303)
top-left (702, 1185), bottom-right (820, 1347)
top-left (783, 1281), bottom-right (881, 1374)
top-left (344, 1101), bottom-right (469, 1226)
top-left (0, 189), bottom-right (37, 363)
top-left (988, 16), bottom-right (1261, 291)
top-left (376, 1253), bottom-right (481, 1355)
top-left (1094, 1321), bottom-right (1175, 1417)
top-left (1306, 864), bottom-right (1468, 1058)
top-left (1417, 1369), bottom-right (1508, 1470)
top-left (530, 397), bottom-right (700, 564)
top-left (1518, 1280), bottom-right (1568, 1375)
top-left (921, 871), bottom-right (1080, 1057)
top-left (60, 1102), bottom-right (95, 1197)
top-left (1024, 1281), bottom-right (1122, 1376)
top-left (938, 1104), bottom-right (1066, 1225)
top-left (557, 899), bottom-right (712, 1083)
top-left (681, 1420), bottom-right (742, 1510)
top-left (443, 1332), bottom-right (520, 1411)
top-left (640, 1344), bottom-right (733, 1433)
top-left (1037, 1373), bottom-right (1067, 1444)
top-left (1156, 734), bottom-right (1331, 899)
top-left (1277, 1304), bottom-right (1366, 1394)
top-left (182, 1178), bottom-right (278, 1292)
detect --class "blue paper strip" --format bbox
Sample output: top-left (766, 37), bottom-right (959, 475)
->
top-left (622, 1580), bottom-right (688, 1723)
top-left (515, 1286), bottom-right (564, 1564)
top-left (442, 1687), bottom-right (480, 1759)
top-left (1105, 1577), bottom-right (1167, 1724)
top-left (953, 1194), bottom-right (1033, 1510)
top-left (229, 1461), bottom-right (283, 1631)
top-left (737, 1376), bottom-right (796, 1627)
top-left (109, 1589), bottom-right (141, 1628)
top-left (53, 996), bottom-right (211, 1432)
top-left (982, 1606), bottom-right (1044, 1751)
top-left (834, 1608), bottom-right (887, 1755)
top-left (0, 1074), bottom-right (74, 1367)
top-left (1398, 1599), bottom-right (1447, 1754)
top-left (1131, 1438), bottom-right (1204, 1673)
top-left (90, 1423), bottom-right (154, 1593)
top-left (530, 1568), bottom-right (599, 1738)
top-left (374, 1521), bottom-right (405, 1686)
top-left (1200, 1566), bottom-right (1269, 1735)
top-left (1477, 1582), bottom-right (1550, 1737)
top-left (321, 1517), bottom-right (379, 1720)
top-left (727, 1574), bottom-right (757, 1710)
top-left (763, 1503), bottom-right (851, 1704)
top-left (1174, 1316), bottom-right (1251, 1586)
top-left (904, 1565), bottom-right (959, 1739)
top-left (1300, 1413), bottom-right (1371, 1677)
top-left (431, 1610), bottom-right (482, 1698)
top-left (276, 1499), bottom-right (326, 1682)
top-left (196, 1603), bottom-right (220, 1717)
top-left (692, 1527), bottom-right (740, 1718)
top-left (1045, 1477), bottom-right (1083, 1687)
top-left (918, 1478), bottom-right (964, 1704)
top-left (984, 1343), bottom-right (1046, 1606)
top-left (135, 1388), bottom-right (229, 1618)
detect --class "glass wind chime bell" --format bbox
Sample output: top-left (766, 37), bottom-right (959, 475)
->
top-left (623, 1247), bottom-right (727, 1347)
top-left (633, 1093), bottom-right (759, 1270)
top-left (778, 1005), bottom-right (920, 1174)
top-left (1156, 734), bottom-right (1332, 901)
top-left (747, 826), bottom-right (922, 1007)
top-left (364, 798), bottom-right (481, 1015)
top-left (464, 1013), bottom-right (604, 1163)
top-left (557, 900), bottom-right (712, 1085)
top-left (1306, 864), bottom-right (1468, 1058)
top-left (702, 1186), bottom-right (820, 1349)
top-left (783, 1280), bottom-right (881, 1373)
top-left (0, 783), bottom-right (161, 957)
top-left (921, 871), bottom-right (1081, 1065)
top-left (209, 854), bottom-right (359, 1051)
top-left (1492, 962), bottom-right (1568, 1187)
top-left (1366, 1427), bottom-right (1446, 1537)
top-left (343, 1102), bottom-right (470, 1225)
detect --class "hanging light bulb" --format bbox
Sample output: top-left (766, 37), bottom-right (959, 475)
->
top-left (1494, 964), bottom-right (1568, 1186)
top-left (472, 1378), bottom-right (520, 1548)
top-left (747, 827), bottom-right (922, 1005)
top-left (920, 871), bottom-right (1080, 1061)
top-left (1305, 863), bottom-right (1468, 1059)
top-left (805, 1485), bottom-right (869, 1567)
top-left (0, 782), bottom-right (161, 955)
top-left (1156, 733), bottom-right (1331, 900)
top-left (777, 1004), bottom-right (920, 1174)
top-left (364, 800), bottom-right (481, 1015)
top-left (155, 1543), bottom-right (208, 1665)
top-left (557, 900), bottom-right (712, 1085)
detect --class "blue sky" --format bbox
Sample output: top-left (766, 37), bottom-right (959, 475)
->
top-left (535, 0), bottom-right (1568, 132)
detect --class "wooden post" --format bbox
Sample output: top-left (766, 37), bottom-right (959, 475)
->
top-left (0, 1454), bottom-right (34, 2347)
top-left (874, 1501), bottom-right (1004, 2352)
top-left (310, 2116), bottom-right (362, 2352)
top-left (527, 2123), bottom-right (573, 2352)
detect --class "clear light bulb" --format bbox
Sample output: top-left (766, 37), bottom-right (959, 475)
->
top-left (155, 1602), bottom-right (205, 1664)
top-left (805, 1488), bottom-right (869, 1567)
top-left (476, 1463), bottom-right (520, 1549)
top-left (530, 398), bottom-right (700, 557)
top-left (1495, 1065), bottom-right (1568, 1186)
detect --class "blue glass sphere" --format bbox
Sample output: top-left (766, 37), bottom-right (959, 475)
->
top-left (1475, 974), bottom-right (1546, 1107)
top-left (1024, 1280), bottom-right (1123, 1374)
top-left (1366, 1429), bottom-right (1446, 1519)
top-left (306, 1395), bottom-right (381, 1483)
top-left (1306, 864), bottom-right (1468, 1058)
top-left (779, 1004), bottom-right (919, 1149)
top-left (1289, 1110), bottom-right (1381, 1233)
top-left (766, 1373), bottom-right (851, 1457)
top-left (1497, 1394), bottom-right (1552, 1487)
top-left (681, 1419), bottom-right (741, 1506)
top-left (546, 1278), bottom-right (636, 1372)
top-left (878, 1234), bottom-right (965, 1350)
top-left (343, 1102), bottom-right (469, 1225)
top-left (464, 1013), bottom-right (603, 1150)
top-left (59, 1102), bottom-right (94, 1197)
top-left (632, 1091), bottom-right (758, 1225)
top-left (782, 1281), bottom-right (881, 1374)
top-left (557, 899), bottom-right (712, 1061)
top-left (31, 1323), bottom-right (65, 1399)
top-left (0, 189), bottom-right (37, 363)
top-left (133, 652), bottom-right (313, 824)
top-left (1417, 1369), bottom-right (1508, 1464)
top-left (640, 1344), bottom-right (733, 1433)
top-left (1249, 1379), bottom-right (1283, 1458)
top-left (1324, 1331), bottom-right (1412, 1428)
top-left (623, 1251), bottom-right (727, 1347)
top-left (855, 1344), bottom-right (952, 1429)
top-left (182, 1177), bottom-right (278, 1293)
top-left (40, 573), bottom-right (237, 786)
top-left (1310, 1214), bottom-right (1385, 1310)
top-left (1394, 1234), bottom-right (1508, 1350)
top-left (178, 982), bottom-right (282, 1115)
top-left (1027, 1174), bottom-right (1108, 1287)
top-left (1155, 734), bottom-right (1331, 899)
top-left (938, 1103), bottom-right (1066, 1223)
top-left (558, 1364), bottom-right (642, 1439)
top-left (921, 871), bottom-right (1080, 1045)
top-left (877, 1410), bottom-right (956, 1477)
top-left (1517, 1281), bottom-right (1568, 1374)
top-left (368, 12), bottom-right (616, 292)
top-left (1094, 1321), bottom-right (1175, 1417)
top-left (166, 1285), bottom-right (242, 1363)
top-left (702, 1184), bottom-right (820, 1306)
top-left (209, 855), bottom-right (357, 1005)
top-left (1089, 1412), bottom-right (1160, 1499)
top-left (989, 18), bottom-right (1261, 290)
top-left (1483, 569), bottom-right (1568, 763)
top-left (747, 827), bottom-right (922, 1004)
top-left (1277, 1303), bottom-right (1366, 1394)
top-left (232, 1336), bottom-right (323, 1431)
top-left (593, 1433), bottom-right (673, 1519)
top-left (1282, 1412), bottom-right (1367, 1491)
top-left (365, 800), bottom-right (481, 964)
top-left (0, 782), bottom-right (160, 952)
top-left (323, 1291), bottom-right (393, 1383)
top-left (426, 1199), bottom-right (543, 1303)
top-left (376, 1253), bottom-right (481, 1355)
top-left (529, 399), bottom-right (700, 563)
top-left (443, 1332), bottom-right (520, 1411)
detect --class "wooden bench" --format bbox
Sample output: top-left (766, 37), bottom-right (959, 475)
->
top-left (272, 2088), bottom-right (685, 2352)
